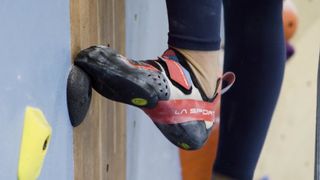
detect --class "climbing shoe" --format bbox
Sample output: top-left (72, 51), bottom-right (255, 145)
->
top-left (74, 45), bottom-right (235, 150)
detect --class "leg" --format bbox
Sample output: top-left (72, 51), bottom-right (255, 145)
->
top-left (213, 0), bottom-right (285, 179)
top-left (166, 0), bottom-right (221, 51)
top-left (166, 0), bottom-right (223, 99)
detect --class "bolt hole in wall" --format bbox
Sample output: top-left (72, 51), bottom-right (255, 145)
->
top-left (43, 136), bottom-right (50, 151)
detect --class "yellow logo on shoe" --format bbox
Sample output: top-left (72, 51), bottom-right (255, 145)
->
top-left (131, 98), bottom-right (148, 106)
top-left (180, 143), bottom-right (190, 150)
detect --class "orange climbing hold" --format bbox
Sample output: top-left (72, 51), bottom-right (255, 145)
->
top-left (283, 0), bottom-right (298, 41)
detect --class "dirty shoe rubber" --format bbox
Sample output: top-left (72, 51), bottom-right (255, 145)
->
top-left (74, 45), bottom-right (235, 150)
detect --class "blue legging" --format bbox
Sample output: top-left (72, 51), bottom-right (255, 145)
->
top-left (166, 0), bottom-right (285, 179)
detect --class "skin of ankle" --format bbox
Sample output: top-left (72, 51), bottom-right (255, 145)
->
top-left (173, 47), bottom-right (222, 98)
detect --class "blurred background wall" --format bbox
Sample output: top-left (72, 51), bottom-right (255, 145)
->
top-left (255, 0), bottom-right (320, 179)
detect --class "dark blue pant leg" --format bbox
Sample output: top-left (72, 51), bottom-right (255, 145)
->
top-left (166, 0), bottom-right (222, 50)
top-left (213, 0), bottom-right (285, 179)
top-left (165, 0), bottom-right (285, 179)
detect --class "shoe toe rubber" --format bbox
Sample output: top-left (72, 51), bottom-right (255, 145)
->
top-left (74, 46), bottom-right (159, 108)
top-left (155, 121), bottom-right (211, 150)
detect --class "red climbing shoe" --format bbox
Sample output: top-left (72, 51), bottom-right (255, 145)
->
top-left (74, 45), bottom-right (235, 150)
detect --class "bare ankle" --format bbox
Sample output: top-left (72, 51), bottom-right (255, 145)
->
top-left (172, 47), bottom-right (222, 98)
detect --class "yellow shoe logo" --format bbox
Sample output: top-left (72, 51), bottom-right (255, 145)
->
top-left (131, 98), bottom-right (148, 106)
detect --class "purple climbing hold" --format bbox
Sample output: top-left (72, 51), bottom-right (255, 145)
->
top-left (286, 42), bottom-right (295, 61)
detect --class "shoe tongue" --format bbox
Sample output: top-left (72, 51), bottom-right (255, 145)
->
top-left (162, 48), bottom-right (213, 102)
top-left (162, 48), bottom-right (176, 56)
top-left (161, 49), bottom-right (180, 62)
top-left (160, 49), bottom-right (194, 91)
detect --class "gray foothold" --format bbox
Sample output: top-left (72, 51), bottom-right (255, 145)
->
top-left (67, 65), bottom-right (92, 127)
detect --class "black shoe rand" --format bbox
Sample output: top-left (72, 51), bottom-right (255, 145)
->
top-left (74, 46), bottom-right (171, 109)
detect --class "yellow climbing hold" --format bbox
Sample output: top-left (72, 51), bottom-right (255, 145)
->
top-left (131, 98), bottom-right (148, 106)
top-left (18, 106), bottom-right (52, 180)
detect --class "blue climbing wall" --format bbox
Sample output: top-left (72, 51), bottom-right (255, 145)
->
top-left (0, 0), bottom-right (73, 179)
